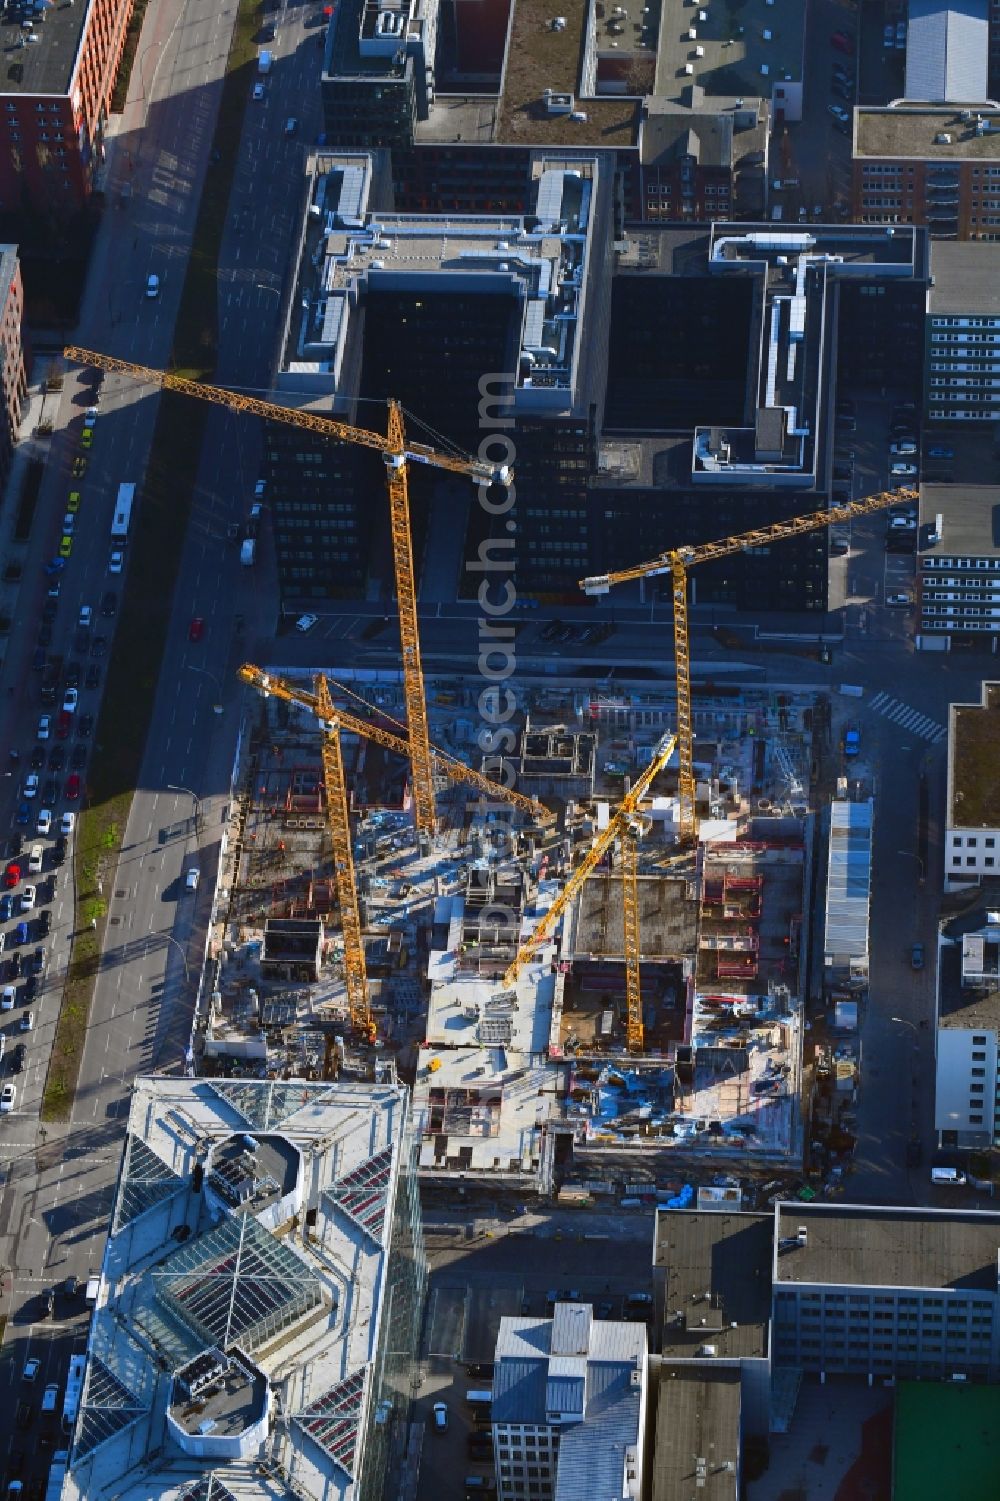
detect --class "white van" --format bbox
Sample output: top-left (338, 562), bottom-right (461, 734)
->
top-left (41, 1383), bottom-right (60, 1414)
top-left (28, 845), bottom-right (43, 874)
top-left (930, 1166), bottom-right (966, 1186)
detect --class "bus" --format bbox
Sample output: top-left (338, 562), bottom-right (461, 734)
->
top-left (111, 482), bottom-right (135, 542)
top-left (63, 1354), bottom-right (86, 1432)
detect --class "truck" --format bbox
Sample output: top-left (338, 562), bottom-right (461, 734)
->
top-left (258, 49), bottom-right (273, 74)
top-left (240, 538), bottom-right (256, 566)
top-left (110, 483), bottom-right (135, 542)
top-left (843, 723), bottom-right (860, 758)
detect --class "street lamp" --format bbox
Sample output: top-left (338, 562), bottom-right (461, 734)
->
top-left (186, 663), bottom-right (225, 715)
top-left (168, 783), bottom-right (201, 836)
top-left (896, 849), bottom-right (925, 883)
top-left (153, 931), bottom-right (190, 986)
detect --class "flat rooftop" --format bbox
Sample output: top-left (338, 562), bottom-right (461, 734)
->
top-left (0, 0), bottom-right (89, 96)
top-left (937, 939), bottom-right (1000, 1033)
top-left (654, 1210), bottom-right (772, 1360)
top-left (497, 0), bottom-right (640, 146)
top-left (654, 0), bottom-right (804, 101)
top-left (919, 486), bottom-right (1000, 561)
top-left (855, 104), bottom-right (1000, 159)
top-left (929, 241), bottom-right (1000, 315)
top-left (652, 1366), bottom-right (741, 1501)
top-left (774, 1204), bottom-right (1000, 1291)
top-left (171, 1353), bottom-right (267, 1439)
top-left (949, 682), bottom-right (1000, 828)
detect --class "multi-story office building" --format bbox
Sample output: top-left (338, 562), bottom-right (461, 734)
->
top-left (59, 1074), bottom-right (426, 1501)
top-left (320, 0), bottom-right (439, 150)
top-left (935, 885), bottom-right (1000, 1149)
top-left (653, 1209), bottom-right (773, 1433)
top-left (989, 0), bottom-right (1000, 97)
top-left (925, 242), bottom-right (1000, 420)
top-left (492, 1302), bottom-right (648, 1501)
top-left (266, 149), bottom-right (614, 605)
top-left (323, 0), bottom-right (780, 219)
top-left (853, 103), bottom-right (1000, 241)
top-left (0, 246), bottom-right (26, 487)
top-left (917, 490), bottom-right (1000, 648)
top-left (0, 0), bottom-right (134, 216)
top-left (944, 683), bottom-right (1000, 882)
top-left (771, 1203), bottom-right (1000, 1381)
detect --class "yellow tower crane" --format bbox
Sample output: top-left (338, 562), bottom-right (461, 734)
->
top-left (247, 667), bottom-right (375, 1041)
top-left (241, 665), bottom-right (557, 1041)
top-left (237, 665), bottom-right (555, 827)
top-left (499, 730), bottom-right (678, 1053)
top-left (63, 346), bottom-right (512, 838)
top-left (580, 486), bottom-right (917, 843)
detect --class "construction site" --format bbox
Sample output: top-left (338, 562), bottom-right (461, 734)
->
top-left (189, 663), bottom-right (817, 1190)
top-left (62, 351), bottom-right (907, 1195)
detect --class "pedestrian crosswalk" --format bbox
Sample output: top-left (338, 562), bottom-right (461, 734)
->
top-left (868, 692), bottom-right (946, 743)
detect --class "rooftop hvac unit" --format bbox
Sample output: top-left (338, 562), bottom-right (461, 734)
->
top-left (687, 26), bottom-right (697, 38)
top-left (695, 45), bottom-right (704, 56)
top-left (760, 63), bottom-right (769, 75)
top-left (684, 62), bottom-right (694, 73)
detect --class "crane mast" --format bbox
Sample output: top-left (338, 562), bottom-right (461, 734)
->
top-left (63, 346), bottom-right (511, 838)
top-left (501, 732), bottom-right (678, 1052)
top-left (315, 676), bottom-right (374, 1042)
top-left (580, 487), bottom-right (916, 842)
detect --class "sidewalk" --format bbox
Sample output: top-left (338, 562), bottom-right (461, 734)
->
top-left (0, 356), bottom-right (61, 683)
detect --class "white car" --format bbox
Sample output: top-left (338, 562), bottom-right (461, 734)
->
top-left (252, 82), bottom-right (265, 100)
top-left (20, 885), bottom-right (36, 912)
top-left (185, 868), bottom-right (200, 891)
top-left (108, 550), bottom-right (124, 575)
top-left (21, 1357), bottom-right (39, 1382)
top-left (886, 593), bottom-right (913, 608)
top-left (890, 462), bottom-right (918, 478)
top-left (36, 809), bottom-right (51, 836)
top-left (78, 605), bottom-right (92, 627)
top-left (60, 812), bottom-right (76, 836)
top-left (254, 480), bottom-right (266, 499)
top-left (432, 1401), bottom-right (448, 1432)
top-left (63, 688), bottom-right (79, 713)
top-left (23, 774), bottom-right (38, 799)
top-left (1, 987), bottom-right (15, 1012)
top-left (146, 274), bottom-right (160, 298)
top-left (37, 715), bottom-right (51, 740)
top-left (62, 513), bottom-right (75, 534)
top-left (1, 1084), bottom-right (16, 1113)
top-left (295, 614), bottom-right (319, 633)
top-left (890, 440), bottom-right (917, 456)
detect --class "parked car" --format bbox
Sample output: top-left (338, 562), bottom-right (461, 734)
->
top-left (827, 104), bottom-right (850, 123)
top-left (927, 444), bottom-right (954, 460)
top-left (911, 942), bottom-right (925, 969)
top-left (886, 593), bottom-right (913, 609)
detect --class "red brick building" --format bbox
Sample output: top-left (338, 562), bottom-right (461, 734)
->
top-left (0, 246), bottom-right (27, 486)
top-left (0, 0), bottom-right (134, 217)
top-left (853, 104), bottom-right (1000, 242)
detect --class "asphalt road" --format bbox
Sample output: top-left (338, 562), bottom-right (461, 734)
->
top-left (0, 0), bottom-right (249, 1480)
